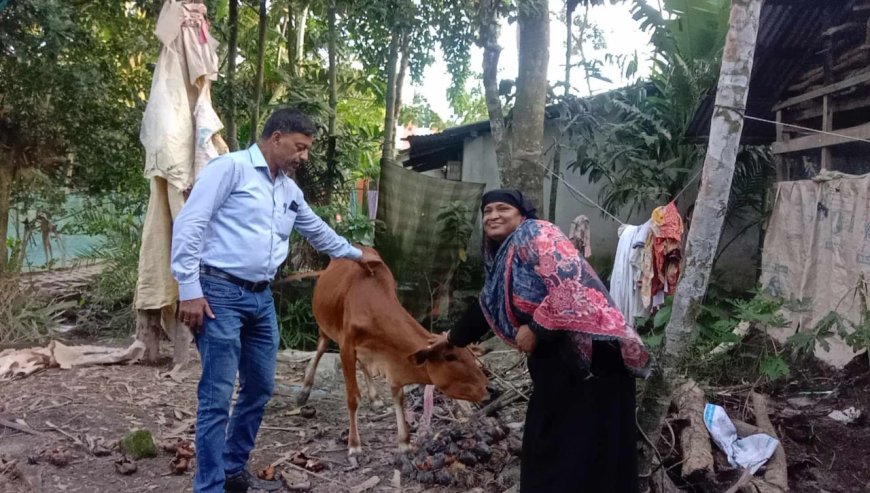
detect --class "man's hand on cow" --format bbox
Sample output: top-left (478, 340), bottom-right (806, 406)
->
top-left (516, 324), bottom-right (537, 354)
top-left (178, 297), bottom-right (215, 332)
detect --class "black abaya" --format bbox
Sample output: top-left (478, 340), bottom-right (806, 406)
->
top-left (449, 302), bottom-right (639, 493)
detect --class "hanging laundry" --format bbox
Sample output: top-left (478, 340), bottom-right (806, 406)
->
top-left (611, 221), bottom-right (652, 323)
top-left (569, 214), bottom-right (592, 258)
top-left (650, 202), bottom-right (684, 306)
top-left (140, 0), bottom-right (220, 192)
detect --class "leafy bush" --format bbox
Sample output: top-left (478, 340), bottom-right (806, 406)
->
top-left (277, 299), bottom-right (319, 351)
top-left (788, 274), bottom-right (870, 367)
top-left (637, 288), bottom-right (792, 384)
top-left (73, 206), bottom-right (143, 333)
top-left (0, 277), bottom-right (73, 345)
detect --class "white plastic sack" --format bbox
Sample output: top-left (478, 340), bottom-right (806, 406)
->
top-left (703, 403), bottom-right (779, 474)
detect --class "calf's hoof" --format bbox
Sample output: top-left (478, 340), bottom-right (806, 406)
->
top-left (397, 442), bottom-right (413, 454)
top-left (295, 389), bottom-right (311, 407)
top-left (347, 445), bottom-right (363, 456)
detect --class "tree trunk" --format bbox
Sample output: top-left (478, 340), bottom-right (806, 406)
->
top-left (548, 0), bottom-right (575, 222)
top-left (250, 0), bottom-right (268, 145)
top-left (479, 0), bottom-right (511, 178)
top-left (393, 29), bottom-right (411, 123)
top-left (637, 0), bottom-right (764, 479)
top-left (578, 3), bottom-right (593, 96)
top-left (0, 163), bottom-right (11, 274)
top-left (380, 28), bottom-right (401, 167)
top-left (225, 0), bottom-right (239, 151)
top-left (508, 0), bottom-right (549, 210)
top-left (294, 3), bottom-right (309, 74)
top-left (287, 0), bottom-right (296, 76)
top-left (324, 0), bottom-right (338, 203)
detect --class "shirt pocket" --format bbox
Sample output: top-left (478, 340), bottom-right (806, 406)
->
top-left (276, 211), bottom-right (297, 241)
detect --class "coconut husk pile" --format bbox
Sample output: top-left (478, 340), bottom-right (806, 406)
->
top-left (396, 418), bottom-right (522, 490)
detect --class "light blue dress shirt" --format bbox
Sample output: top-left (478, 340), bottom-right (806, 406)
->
top-left (171, 144), bottom-right (362, 301)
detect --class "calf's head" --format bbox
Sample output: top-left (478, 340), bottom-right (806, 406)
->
top-left (409, 342), bottom-right (488, 402)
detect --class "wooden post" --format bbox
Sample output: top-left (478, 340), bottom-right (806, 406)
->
top-left (637, 0), bottom-right (764, 479)
top-left (822, 95), bottom-right (832, 170)
top-left (775, 110), bottom-right (786, 181)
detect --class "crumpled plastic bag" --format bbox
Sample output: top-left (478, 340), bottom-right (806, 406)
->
top-left (703, 403), bottom-right (779, 474)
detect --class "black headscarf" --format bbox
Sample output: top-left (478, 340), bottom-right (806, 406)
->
top-left (480, 188), bottom-right (538, 219)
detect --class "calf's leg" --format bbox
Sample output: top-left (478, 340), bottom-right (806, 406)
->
top-left (339, 342), bottom-right (363, 455)
top-left (359, 361), bottom-right (383, 409)
top-left (297, 334), bottom-right (329, 406)
top-left (391, 385), bottom-right (412, 453)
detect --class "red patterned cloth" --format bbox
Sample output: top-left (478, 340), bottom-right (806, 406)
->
top-left (650, 203), bottom-right (684, 297)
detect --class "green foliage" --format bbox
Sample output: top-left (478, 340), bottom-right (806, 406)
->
top-left (636, 288), bottom-right (794, 384)
top-left (71, 204), bottom-right (143, 332)
top-left (759, 355), bottom-right (790, 382)
top-left (400, 94), bottom-right (448, 129)
top-left (1, 0), bottom-right (151, 189)
top-left (311, 204), bottom-right (377, 246)
top-left (786, 312), bottom-right (839, 359)
top-left (277, 299), bottom-right (318, 351)
top-left (565, 0), bottom-right (773, 227)
top-left (448, 82), bottom-right (489, 125)
top-left (437, 202), bottom-right (475, 262)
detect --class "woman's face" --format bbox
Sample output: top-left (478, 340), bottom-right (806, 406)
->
top-left (483, 201), bottom-right (524, 242)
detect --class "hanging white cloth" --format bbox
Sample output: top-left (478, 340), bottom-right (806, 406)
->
top-left (611, 222), bottom-right (652, 323)
top-left (140, 0), bottom-right (220, 191)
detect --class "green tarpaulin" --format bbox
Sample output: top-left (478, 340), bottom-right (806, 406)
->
top-left (376, 163), bottom-right (485, 318)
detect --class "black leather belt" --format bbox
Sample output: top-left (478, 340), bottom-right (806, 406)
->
top-left (200, 266), bottom-right (270, 293)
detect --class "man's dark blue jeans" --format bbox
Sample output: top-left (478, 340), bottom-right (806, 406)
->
top-left (193, 274), bottom-right (279, 493)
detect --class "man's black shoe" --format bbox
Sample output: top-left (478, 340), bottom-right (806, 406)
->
top-left (224, 470), bottom-right (282, 492)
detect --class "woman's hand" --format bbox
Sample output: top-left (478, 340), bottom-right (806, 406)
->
top-left (516, 324), bottom-right (537, 353)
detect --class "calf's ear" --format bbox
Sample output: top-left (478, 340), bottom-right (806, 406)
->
top-left (407, 348), bottom-right (432, 366)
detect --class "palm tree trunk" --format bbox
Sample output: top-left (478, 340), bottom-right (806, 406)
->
top-left (637, 0), bottom-right (764, 480)
top-left (549, 0), bottom-right (576, 222)
top-left (393, 29), bottom-right (411, 123)
top-left (0, 162), bottom-right (12, 274)
top-left (325, 0), bottom-right (338, 202)
top-left (250, 0), bottom-right (268, 145)
top-left (294, 3), bottom-right (309, 74)
top-left (380, 28), bottom-right (401, 167)
top-left (287, 0), bottom-right (296, 76)
top-left (225, 0), bottom-right (239, 151)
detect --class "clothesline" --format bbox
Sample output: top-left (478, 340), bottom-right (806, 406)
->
top-left (535, 156), bottom-right (627, 226)
top-left (716, 104), bottom-right (870, 146)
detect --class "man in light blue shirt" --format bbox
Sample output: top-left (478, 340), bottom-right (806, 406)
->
top-left (171, 108), bottom-right (379, 493)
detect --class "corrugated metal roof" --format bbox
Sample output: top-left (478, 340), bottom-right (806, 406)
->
top-left (686, 0), bottom-right (855, 143)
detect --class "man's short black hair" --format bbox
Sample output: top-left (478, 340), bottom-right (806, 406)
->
top-left (261, 107), bottom-right (317, 138)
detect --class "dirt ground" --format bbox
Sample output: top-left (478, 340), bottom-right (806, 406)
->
top-left (0, 339), bottom-right (527, 493)
top-left (5, 342), bottom-right (870, 493)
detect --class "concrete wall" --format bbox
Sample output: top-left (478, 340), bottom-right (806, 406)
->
top-left (462, 123), bottom-right (646, 277)
top-left (458, 123), bottom-right (760, 290)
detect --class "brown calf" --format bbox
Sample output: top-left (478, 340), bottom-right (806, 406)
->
top-left (296, 248), bottom-right (488, 455)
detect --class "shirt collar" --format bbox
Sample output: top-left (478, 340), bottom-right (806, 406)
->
top-left (249, 143), bottom-right (289, 182)
top-left (249, 143), bottom-right (269, 169)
